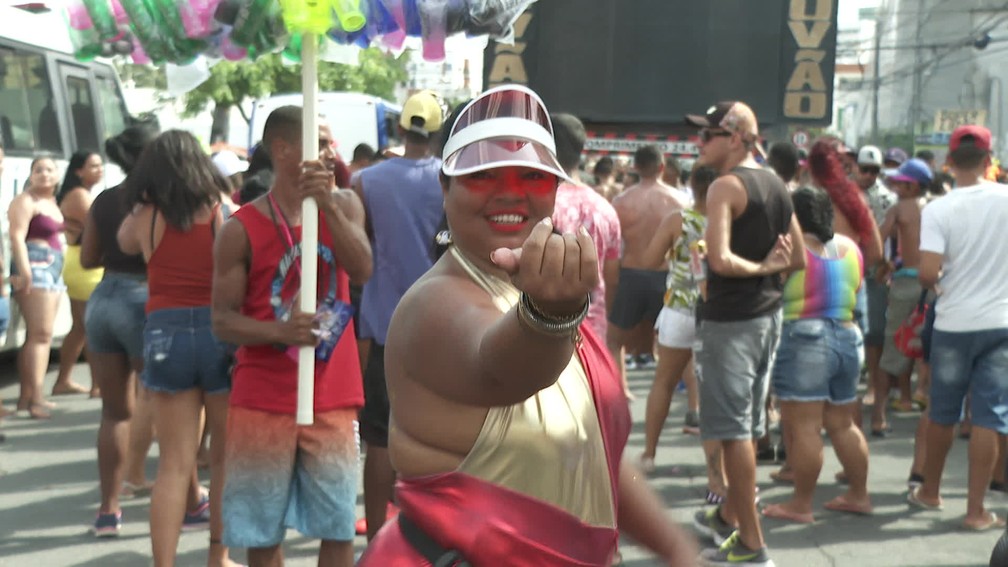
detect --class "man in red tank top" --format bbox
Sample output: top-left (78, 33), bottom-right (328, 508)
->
top-left (211, 106), bottom-right (372, 567)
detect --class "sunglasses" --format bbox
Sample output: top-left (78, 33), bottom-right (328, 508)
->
top-left (699, 129), bottom-right (733, 143)
top-left (859, 166), bottom-right (880, 175)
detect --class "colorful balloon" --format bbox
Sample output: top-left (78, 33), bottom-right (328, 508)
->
top-left (119, 0), bottom-right (172, 63)
top-left (332, 0), bottom-right (365, 33)
top-left (83, 0), bottom-right (122, 40)
top-left (179, 0), bottom-right (219, 38)
top-left (379, 0), bottom-right (406, 48)
top-left (67, 0), bottom-right (95, 30)
top-left (279, 0), bottom-right (331, 36)
top-left (229, 0), bottom-right (274, 47)
top-left (417, 0), bottom-right (446, 61)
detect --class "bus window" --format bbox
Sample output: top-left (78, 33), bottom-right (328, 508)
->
top-left (0, 47), bottom-right (61, 154)
top-left (63, 72), bottom-right (101, 153)
top-left (94, 72), bottom-right (128, 145)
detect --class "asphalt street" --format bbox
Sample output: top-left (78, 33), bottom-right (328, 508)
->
top-left (0, 359), bottom-right (1000, 566)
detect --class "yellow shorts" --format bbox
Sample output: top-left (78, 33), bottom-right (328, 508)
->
top-left (62, 245), bottom-right (103, 301)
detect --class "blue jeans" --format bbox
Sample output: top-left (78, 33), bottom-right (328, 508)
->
top-left (929, 328), bottom-right (1008, 433)
top-left (772, 318), bottom-right (864, 404)
top-left (142, 306), bottom-right (231, 394)
top-left (85, 273), bottom-right (148, 359)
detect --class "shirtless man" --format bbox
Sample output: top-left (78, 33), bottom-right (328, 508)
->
top-left (593, 156), bottom-right (623, 201)
top-left (877, 157), bottom-right (932, 432)
top-left (608, 145), bottom-right (690, 390)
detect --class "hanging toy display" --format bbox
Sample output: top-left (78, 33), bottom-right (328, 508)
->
top-left (66, 0), bottom-right (539, 64)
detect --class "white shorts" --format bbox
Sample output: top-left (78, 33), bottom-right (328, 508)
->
top-left (655, 306), bottom-right (696, 349)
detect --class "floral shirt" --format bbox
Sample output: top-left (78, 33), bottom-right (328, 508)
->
top-left (664, 209), bottom-right (706, 310)
top-left (553, 182), bottom-right (622, 339)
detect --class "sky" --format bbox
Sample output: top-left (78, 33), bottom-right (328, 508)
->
top-left (838, 0), bottom-right (878, 29)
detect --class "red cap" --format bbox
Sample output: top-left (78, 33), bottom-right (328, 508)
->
top-left (949, 125), bottom-right (992, 152)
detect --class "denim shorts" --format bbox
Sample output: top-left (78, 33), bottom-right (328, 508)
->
top-left (696, 311), bottom-right (782, 441)
top-left (85, 273), bottom-right (148, 359)
top-left (772, 318), bottom-right (864, 404)
top-left (0, 296), bottom-right (10, 337)
top-left (929, 328), bottom-right (1008, 433)
top-left (142, 306), bottom-right (231, 394)
top-left (11, 242), bottom-right (64, 291)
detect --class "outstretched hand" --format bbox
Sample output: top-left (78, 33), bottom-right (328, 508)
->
top-left (490, 218), bottom-right (598, 316)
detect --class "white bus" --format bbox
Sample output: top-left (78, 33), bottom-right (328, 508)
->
top-left (248, 92), bottom-right (403, 160)
top-left (0, 4), bottom-right (135, 351)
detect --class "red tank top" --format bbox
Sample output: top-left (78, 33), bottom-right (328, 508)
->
top-left (146, 211), bottom-right (216, 313)
top-left (229, 203), bottom-right (363, 414)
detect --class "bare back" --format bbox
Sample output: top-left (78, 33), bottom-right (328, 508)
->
top-left (893, 198), bottom-right (924, 269)
top-left (613, 180), bottom-right (688, 269)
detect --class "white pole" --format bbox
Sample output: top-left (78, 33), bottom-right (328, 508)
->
top-left (296, 34), bottom-right (319, 426)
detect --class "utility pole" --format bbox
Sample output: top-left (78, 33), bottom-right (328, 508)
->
top-left (871, 9), bottom-right (884, 142)
top-left (909, 4), bottom-right (924, 142)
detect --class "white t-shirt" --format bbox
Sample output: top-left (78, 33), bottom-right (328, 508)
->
top-left (919, 181), bottom-right (1008, 332)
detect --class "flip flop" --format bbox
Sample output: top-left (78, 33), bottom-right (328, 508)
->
top-left (761, 503), bottom-right (814, 524)
top-left (963, 512), bottom-right (1007, 531)
top-left (907, 487), bottom-right (943, 510)
top-left (770, 470), bottom-right (795, 484)
top-left (871, 426), bottom-right (892, 438)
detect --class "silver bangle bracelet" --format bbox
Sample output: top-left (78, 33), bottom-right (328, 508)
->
top-left (516, 292), bottom-right (589, 343)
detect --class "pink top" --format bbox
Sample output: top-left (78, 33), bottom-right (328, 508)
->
top-left (552, 182), bottom-right (622, 339)
top-left (26, 214), bottom-right (64, 250)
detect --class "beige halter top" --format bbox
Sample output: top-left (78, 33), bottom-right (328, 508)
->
top-left (450, 247), bottom-right (616, 528)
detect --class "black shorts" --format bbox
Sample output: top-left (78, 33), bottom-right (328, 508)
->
top-left (359, 342), bottom-right (390, 447)
top-left (608, 267), bottom-right (667, 330)
top-left (350, 284), bottom-right (363, 339)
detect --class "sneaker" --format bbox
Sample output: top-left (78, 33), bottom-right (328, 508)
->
top-left (624, 355), bottom-right (639, 371)
top-left (693, 506), bottom-right (736, 546)
top-left (182, 494), bottom-right (210, 531)
top-left (699, 531), bottom-right (775, 567)
top-left (636, 354), bottom-right (657, 370)
top-left (92, 511), bottom-right (122, 538)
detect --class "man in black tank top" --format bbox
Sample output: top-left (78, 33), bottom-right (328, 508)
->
top-left (684, 101), bottom-right (806, 567)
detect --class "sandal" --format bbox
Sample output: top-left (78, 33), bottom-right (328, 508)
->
top-left (964, 512), bottom-right (1007, 531)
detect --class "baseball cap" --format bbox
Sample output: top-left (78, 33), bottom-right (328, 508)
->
top-left (441, 84), bottom-right (568, 181)
top-left (685, 101), bottom-right (766, 158)
top-left (212, 150), bottom-right (248, 178)
top-left (887, 158), bottom-right (933, 185)
top-left (857, 145), bottom-right (883, 167)
top-left (399, 90), bottom-right (444, 137)
top-left (949, 125), bottom-right (992, 152)
top-left (884, 147), bottom-right (908, 165)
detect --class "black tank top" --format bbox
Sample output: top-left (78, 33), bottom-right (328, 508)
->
top-left (699, 166), bottom-right (792, 322)
top-left (90, 184), bottom-right (147, 275)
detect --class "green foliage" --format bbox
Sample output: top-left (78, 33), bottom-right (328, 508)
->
top-left (176, 47), bottom-right (409, 123)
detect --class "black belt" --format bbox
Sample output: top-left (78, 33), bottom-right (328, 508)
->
top-left (397, 513), bottom-right (472, 567)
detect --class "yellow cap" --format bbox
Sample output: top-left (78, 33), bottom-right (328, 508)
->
top-left (399, 90), bottom-right (444, 137)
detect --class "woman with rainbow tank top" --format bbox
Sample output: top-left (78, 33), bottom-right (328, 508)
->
top-left (761, 187), bottom-right (873, 524)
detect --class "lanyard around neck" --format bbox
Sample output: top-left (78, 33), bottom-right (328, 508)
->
top-left (267, 192), bottom-right (301, 279)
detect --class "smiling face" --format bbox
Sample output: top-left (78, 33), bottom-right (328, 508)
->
top-left (444, 165), bottom-right (559, 269)
top-left (76, 153), bottom-right (104, 188)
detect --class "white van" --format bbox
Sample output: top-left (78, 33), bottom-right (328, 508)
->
top-left (248, 92), bottom-right (402, 161)
top-left (0, 4), bottom-right (135, 351)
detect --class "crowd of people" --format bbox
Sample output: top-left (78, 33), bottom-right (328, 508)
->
top-left (0, 82), bottom-right (1005, 567)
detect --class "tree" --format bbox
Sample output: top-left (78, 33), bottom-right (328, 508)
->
top-left (119, 47), bottom-right (409, 143)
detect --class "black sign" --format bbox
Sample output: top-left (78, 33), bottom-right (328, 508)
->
top-left (484, 0), bottom-right (838, 127)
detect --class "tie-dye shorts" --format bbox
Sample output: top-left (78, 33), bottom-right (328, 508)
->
top-left (222, 406), bottom-right (360, 548)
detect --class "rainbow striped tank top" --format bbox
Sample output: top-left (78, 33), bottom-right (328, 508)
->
top-left (782, 241), bottom-right (863, 322)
